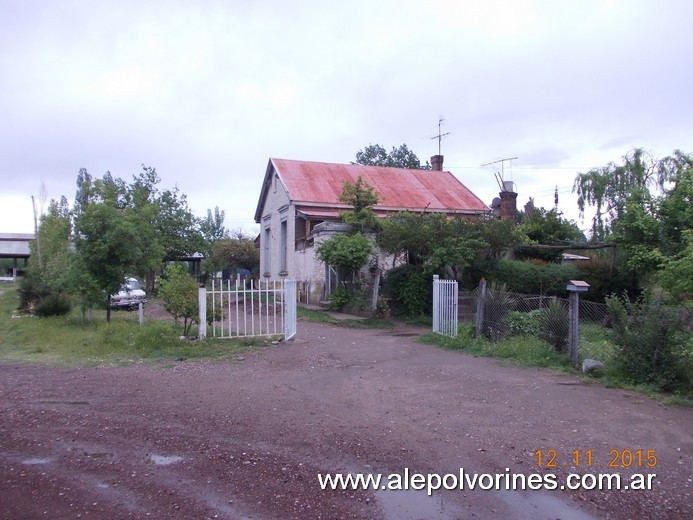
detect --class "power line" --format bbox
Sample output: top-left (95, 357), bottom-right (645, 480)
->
top-left (447, 165), bottom-right (592, 170)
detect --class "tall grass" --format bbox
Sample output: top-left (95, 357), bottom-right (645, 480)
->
top-left (0, 287), bottom-right (267, 366)
top-left (420, 322), bottom-right (691, 405)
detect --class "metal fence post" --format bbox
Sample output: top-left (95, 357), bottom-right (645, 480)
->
top-left (198, 285), bottom-right (207, 339)
top-left (432, 275), bottom-right (440, 334)
top-left (475, 278), bottom-right (487, 337)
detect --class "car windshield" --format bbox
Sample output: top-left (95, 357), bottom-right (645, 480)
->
top-left (125, 279), bottom-right (141, 291)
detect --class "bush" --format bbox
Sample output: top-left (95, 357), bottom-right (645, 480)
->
top-left (605, 295), bottom-right (691, 393)
top-left (493, 259), bottom-right (578, 295)
top-left (481, 283), bottom-right (515, 341)
top-left (382, 265), bottom-right (431, 316)
top-left (505, 310), bottom-right (541, 336)
top-left (327, 286), bottom-right (349, 311)
top-left (575, 258), bottom-right (640, 303)
top-left (17, 273), bottom-right (48, 313)
top-left (342, 276), bottom-right (374, 315)
top-left (538, 299), bottom-right (569, 352)
top-left (158, 264), bottom-right (199, 335)
top-left (34, 292), bottom-right (72, 317)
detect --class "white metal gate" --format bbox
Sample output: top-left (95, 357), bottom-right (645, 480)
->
top-left (198, 278), bottom-right (297, 340)
top-left (432, 275), bottom-right (458, 338)
top-left (284, 279), bottom-right (297, 340)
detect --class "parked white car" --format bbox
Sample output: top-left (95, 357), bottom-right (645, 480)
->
top-left (110, 277), bottom-right (147, 309)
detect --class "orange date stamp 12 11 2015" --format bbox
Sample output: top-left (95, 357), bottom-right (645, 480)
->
top-left (534, 449), bottom-right (658, 469)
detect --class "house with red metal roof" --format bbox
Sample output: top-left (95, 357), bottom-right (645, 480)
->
top-left (254, 156), bottom-right (490, 301)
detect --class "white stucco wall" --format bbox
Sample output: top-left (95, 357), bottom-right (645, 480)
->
top-left (259, 177), bottom-right (405, 303)
top-left (259, 173), bottom-right (293, 279)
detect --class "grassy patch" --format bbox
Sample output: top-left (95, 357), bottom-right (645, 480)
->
top-left (419, 326), bottom-right (573, 370)
top-left (404, 315), bottom-right (433, 327)
top-left (419, 323), bottom-right (692, 405)
top-left (297, 306), bottom-right (394, 329)
top-left (0, 288), bottom-right (273, 367)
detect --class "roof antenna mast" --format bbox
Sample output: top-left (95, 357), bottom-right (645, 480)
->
top-left (481, 157), bottom-right (518, 191)
top-left (431, 117), bottom-right (451, 155)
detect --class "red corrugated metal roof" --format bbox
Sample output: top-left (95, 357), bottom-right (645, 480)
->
top-left (271, 159), bottom-right (489, 213)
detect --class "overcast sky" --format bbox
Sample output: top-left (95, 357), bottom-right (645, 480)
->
top-left (1, 0), bottom-right (691, 235)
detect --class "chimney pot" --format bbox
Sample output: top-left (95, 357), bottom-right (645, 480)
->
top-left (431, 155), bottom-right (444, 171)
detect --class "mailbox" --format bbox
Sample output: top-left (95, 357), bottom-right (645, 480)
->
top-left (567, 280), bottom-right (590, 292)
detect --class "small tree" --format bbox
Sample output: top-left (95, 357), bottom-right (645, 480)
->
top-left (338, 176), bottom-right (380, 229)
top-left (316, 233), bottom-right (373, 281)
top-left (157, 264), bottom-right (199, 336)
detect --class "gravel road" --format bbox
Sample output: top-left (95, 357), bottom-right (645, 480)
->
top-left (1, 320), bottom-right (691, 519)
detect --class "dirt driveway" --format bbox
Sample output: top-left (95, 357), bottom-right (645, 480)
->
top-left (1, 320), bottom-right (691, 519)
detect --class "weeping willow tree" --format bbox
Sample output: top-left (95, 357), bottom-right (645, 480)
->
top-left (573, 148), bottom-right (688, 241)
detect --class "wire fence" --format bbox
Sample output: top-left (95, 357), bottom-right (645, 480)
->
top-left (465, 284), bottom-right (608, 350)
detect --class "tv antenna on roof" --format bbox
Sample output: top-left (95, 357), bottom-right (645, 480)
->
top-left (431, 117), bottom-right (451, 155)
top-left (482, 157), bottom-right (518, 191)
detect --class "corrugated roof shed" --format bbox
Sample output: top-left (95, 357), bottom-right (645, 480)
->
top-left (256, 159), bottom-right (489, 221)
top-left (0, 233), bottom-right (34, 258)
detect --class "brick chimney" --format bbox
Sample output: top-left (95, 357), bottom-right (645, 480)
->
top-left (499, 181), bottom-right (518, 221)
top-left (431, 155), bottom-right (444, 171)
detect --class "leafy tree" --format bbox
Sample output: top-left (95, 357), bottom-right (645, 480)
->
top-left (657, 229), bottom-right (693, 303)
top-left (200, 206), bottom-right (229, 249)
top-left (573, 148), bottom-right (683, 241)
top-left (378, 213), bottom-right (522, 282)
top-left (516, 206), bottom-right (585, 262)
top-left (377, 211), bottom-right (435, 265)
top-left (35, 197), bottom-right (73, 292)
top-left (18, 197), bottom-right (74, 315)
top-left (574, 148), bottom-right (692, 297)
top-left (208, 230), bottom-right (260, 277)
top-left (154, 185), bottom-right (205, 261)
top-left (427, 217), bottom-right (489, 280)
top-left (355, 143), bottom-right (431, 169)
top-left (657, 162), bottom-right (693, 257)
top-left (157, 264), bottom-right (199, 335)
top-left (73, 195), bottom-right (145, 322)
top-left (317, 233), bottom-right (373, 281)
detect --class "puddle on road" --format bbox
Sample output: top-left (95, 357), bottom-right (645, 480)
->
top-left (146, 454), bottom-right (183, 466)
top-left (361, 474), bottom-right (595, 520)
top-left (22, 457), bottom-right (52, 465)
top-left (36, 399), bottom-right (90, 406)
top-left (375, 487), bottom-right (460, 520)
top-left (498, 490), bottom-right (596, 520)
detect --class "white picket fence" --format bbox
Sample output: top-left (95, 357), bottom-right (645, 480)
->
top-left (198, 278), bottom-right (297, 340)
top-left (432, 275), bottom-right (458, 338)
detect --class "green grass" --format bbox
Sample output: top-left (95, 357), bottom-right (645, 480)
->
top-left (0, 287), bottom-right (272, 367)
top-left (404, 315), bottom-right (433, 327)
top-left (297, 306), bottom-right (395, 329)
top-left (419, 326), bottom-right (573, 370)
top-left (419, 322), bottom-right (692, 406)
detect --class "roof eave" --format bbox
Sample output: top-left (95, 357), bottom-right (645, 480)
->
top-left (254, 159), bottom-right (277, 223)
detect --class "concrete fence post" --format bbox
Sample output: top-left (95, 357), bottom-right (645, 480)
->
top-left (568, 291), bottom-right (579, 365)
top-left (566, 280), bottom-right (589, 367)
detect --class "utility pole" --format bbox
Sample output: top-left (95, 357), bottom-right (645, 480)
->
top-left (31, 195), bottom-right (42, 269)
